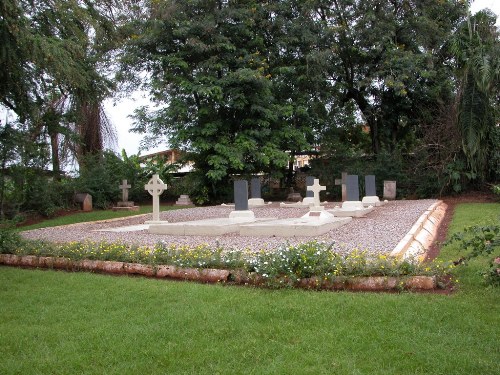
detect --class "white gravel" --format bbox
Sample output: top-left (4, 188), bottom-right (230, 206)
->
top-left (20, 200), bottom-right (438, 255)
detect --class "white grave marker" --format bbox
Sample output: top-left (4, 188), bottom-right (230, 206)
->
top-left (307, 179), bottom-right (326, 209)
top-left (145, 174), bottom-right (167, 222)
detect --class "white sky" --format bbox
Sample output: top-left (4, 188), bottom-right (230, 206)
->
top-left (103, 0), bottom-right (500, 156)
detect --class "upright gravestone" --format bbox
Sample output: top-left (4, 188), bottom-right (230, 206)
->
top-left (230, 180), bottom-right (254, 219)
top-left (144, 174), bottom-right (167, 223)
top-left (75, 193), bottom-right (92, 212)
top-left (250, 178), bottom-right (261, 199)
top-left (249, 177), bottom-right (265, 206)
top-left (307, 179), bottom-right (326, 211)
top-left (234, 180), bottom-right (249, 211)
top-left (365, 175), bottom-right (376, 197)
top-left (302, 176), bottom-right (316, 205)
top-left (335, 172), bottom-right (348, 202)
top-left (346, 175), bottom-right (360, 202)
top-left (362, 175), bottom-right (384, 207)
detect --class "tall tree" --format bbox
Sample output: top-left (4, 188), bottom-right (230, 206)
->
top-left (451, 10), bottom-right (500, 181)
top-left (0, 0), bottom-right (119, 173)
top-left (315, 0), bottom-right (467, 155)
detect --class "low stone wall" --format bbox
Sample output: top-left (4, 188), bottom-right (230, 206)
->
top-left (390, 200), bottom-right (447, 261)
top-left (0, 254), bottom-right (438, 292)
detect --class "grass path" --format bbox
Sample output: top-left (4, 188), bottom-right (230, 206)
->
top-left (0, 203), bottom-right (498, 374)
top-left (15, 204), bottom-right (186, 231)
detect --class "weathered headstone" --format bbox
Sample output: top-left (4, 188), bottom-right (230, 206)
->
top-left (335, 172), bottom-right (348, 201)
top-left (383, 180), bottom-right (397, 200)
top-left (75, 193), bottom-right (92, 212)
top-left (346, 175), bottom-right (360, 201)
top-left (307, 179), bottom-right (326, 209)
top-left (234, 180), bottom-right (249, 211)
top-left (286, 187), bottom-right (302, 202)
top-left (144, 174), bottom-right (167, 222)
top-left (365, 175), bottom-right (376, 197)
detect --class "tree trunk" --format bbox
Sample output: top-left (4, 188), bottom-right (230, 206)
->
top-left (49, 131), bottom-right (61, 180)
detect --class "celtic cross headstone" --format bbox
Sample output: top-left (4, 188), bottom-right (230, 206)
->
top-left (144, 174), bottom-right (167, 222)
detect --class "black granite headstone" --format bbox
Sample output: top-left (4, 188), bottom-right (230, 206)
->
top-left (234, 180), bottom-right (249, 211)
top-left (346, 175), bottom-right (360, 201)
top-left (305, 176), bottom-right (316, 198)
top-left (250, 177), bottom-right (261, 199)
top-left (365, 175), bottom-right (376, 196)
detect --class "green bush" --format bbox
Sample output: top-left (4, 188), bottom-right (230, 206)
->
top-left (445, 224), bottom-right (500, 286)
top-left (74, 151), bottom-right (149, 208)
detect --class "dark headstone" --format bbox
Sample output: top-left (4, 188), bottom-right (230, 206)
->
top-left (305, 176), bottom-right (316, 198)
top-left (365, 175), bottom-right (376, 196)
top-left (250, 177), bottom-right (261, 199)
top-left (346, 175), bottom-right (360, 201)
top-left (234, 180), bottom-right (249, 211)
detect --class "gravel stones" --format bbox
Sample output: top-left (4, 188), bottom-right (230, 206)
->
top-left (20, 200), bottom-right (438, 256)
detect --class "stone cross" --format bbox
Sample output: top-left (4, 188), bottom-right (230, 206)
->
top-left (307, 179), bottom-right (326, 208)
top-left (119, 179), bottom-right (131, 202)
top-left (144, 174), bottom-right (167, 222)
top-left (335, 172), bottom-right (348, 201)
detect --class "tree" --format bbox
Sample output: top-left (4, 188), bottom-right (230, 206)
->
top-left (315, 0), bottom-right (467, 155)
top-left (0, 0), bottom-right (119, 174)
top-left (124, 1), bottom-right (298, 197)
top-left (451, 10), bottom-right (500, 182)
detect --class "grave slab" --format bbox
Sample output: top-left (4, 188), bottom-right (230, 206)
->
top-left (328, 201), bottom-right (375, 217)
top-left (95, 224), bottom-right (149, 232)
top-left (148, 217), bottom-right (271, 236)
top-left (239, 212), bottom-right (351, 237)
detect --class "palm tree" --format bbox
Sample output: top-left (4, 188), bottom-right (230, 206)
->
top-left (451, 10), bottom-right (500, 181)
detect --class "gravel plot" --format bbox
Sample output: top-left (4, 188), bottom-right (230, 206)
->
top-left (21, 199), bottom-right (438, 256)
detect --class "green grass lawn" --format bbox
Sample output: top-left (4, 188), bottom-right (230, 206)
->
top-left (0, 203), bottom-right (499, 374)
top-left (15, 204), bottom-right (188, 231)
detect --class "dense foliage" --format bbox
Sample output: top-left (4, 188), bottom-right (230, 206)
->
top-left (1, 0), bottom-right (499, 211)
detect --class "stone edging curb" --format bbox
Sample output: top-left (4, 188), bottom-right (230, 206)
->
top-left (390, 200), bottom-right (447, 262)
top-left (0, 254), bottom-right (438, 291)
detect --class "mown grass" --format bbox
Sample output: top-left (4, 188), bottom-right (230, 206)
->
top-left (15, 204), bottom-right (188, 231)
top-left (0, 203), bottom-right (498, 375)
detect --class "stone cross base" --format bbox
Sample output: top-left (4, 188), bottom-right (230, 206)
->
top-left (112, 205), bottom-right (140, 212)
top-left (176, 195), bottom-right (193, 205)
top-left (286, 193), bottom-right (302, 202)
top-left (117, 201), bottom-right (135, 207)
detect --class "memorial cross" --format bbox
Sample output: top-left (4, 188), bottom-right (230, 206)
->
top-left (307, 179), bottom-right (326, 207)
top-left (119, 179), bottom-right (132, 202)
top-left (144, 174), bottom-right (167, 222)
top-left (334, 172), bottom-right (348, 201)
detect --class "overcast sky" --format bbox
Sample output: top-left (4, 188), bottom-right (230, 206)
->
top-left (107, 0), bottom-right (500, 156)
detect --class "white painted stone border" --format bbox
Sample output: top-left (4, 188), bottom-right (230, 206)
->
top-left (390, 200), bottom-right (447, 262)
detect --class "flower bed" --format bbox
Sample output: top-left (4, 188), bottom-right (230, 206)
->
top-left (0, 236), bottom-right (454, 291)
